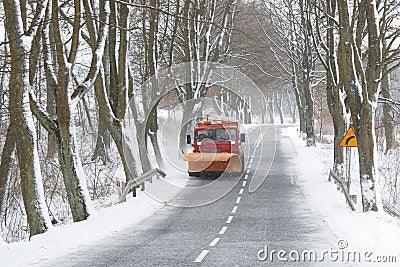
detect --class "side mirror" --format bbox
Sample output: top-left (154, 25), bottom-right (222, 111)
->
top-left (240, 133), bottom-right (246, 143)
top-left (186, 135), bottom-right (192, 144)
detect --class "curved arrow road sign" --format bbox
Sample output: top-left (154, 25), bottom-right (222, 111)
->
top-left (339, 126), bottom-right (358, 147)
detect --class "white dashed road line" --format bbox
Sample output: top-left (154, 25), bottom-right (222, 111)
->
top-left (236, 196), bottom-right (241, 204)
top-left (209, 238), bottom-right (220, 247)
top-left (194, 143), bottom-right (258, 263)
top-left (232, 206), bottom-right (238, 214)
top-left (219, 226), bottom-right (227, 235)
top-left (194, 250), bottom-right (210, 263)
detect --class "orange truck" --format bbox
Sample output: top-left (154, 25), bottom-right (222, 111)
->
top-left (183, 119), bottom-right (245, 176)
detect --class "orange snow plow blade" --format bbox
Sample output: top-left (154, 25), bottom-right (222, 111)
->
top-left (183, 153), bottom-right (242, 173)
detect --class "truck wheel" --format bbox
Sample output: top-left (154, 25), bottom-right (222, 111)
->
top-left (188, 172), bottom-right (201, 177)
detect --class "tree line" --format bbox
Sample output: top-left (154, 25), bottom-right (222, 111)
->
top-left (0, 0), bottom-right (238, 239)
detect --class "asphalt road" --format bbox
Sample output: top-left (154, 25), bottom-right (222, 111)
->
top-left (42, 125), bottom-right (353, 267)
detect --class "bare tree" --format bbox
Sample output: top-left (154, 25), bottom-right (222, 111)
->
top-left (30, 0), bottom-right (111, 221)
top-left (2, 0), bottom-right (52, 236)
top-left (310, 0), bottom-right (347, 173)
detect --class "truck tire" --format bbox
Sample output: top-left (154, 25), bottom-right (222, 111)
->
top-left (188, 172), bottom-right (201, 177)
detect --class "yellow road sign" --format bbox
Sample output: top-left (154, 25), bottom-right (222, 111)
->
top-left (340, 126), bottom-right (357, 147)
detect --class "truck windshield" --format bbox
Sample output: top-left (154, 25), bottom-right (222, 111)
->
top-left (196, 128), bottom-right (237, 142)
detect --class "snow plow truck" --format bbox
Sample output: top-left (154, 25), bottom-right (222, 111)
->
top-left (183, 119), bottom-right (245, 176)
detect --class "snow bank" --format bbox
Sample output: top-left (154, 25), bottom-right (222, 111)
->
top-left (282, 126), bottom-right (400, 260)
top-left (0, 170), bottom-right (188, 266)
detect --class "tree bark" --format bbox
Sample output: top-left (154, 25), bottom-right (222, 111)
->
top-left (325, 0), bottom-right (346, 172)
top-left (3, 0), bottom-right (52, 236)
top-left (145, 0), bottom-right (163, 166)
top-left (46, 74), bottom-right (57, 158)
top-left (51, 0), bottom-right (93, 221)
top-left (274, 93), bottom-right (284, 124)
top-left (300, 0), bottom-right (315, 146)
top-left (337, 0), bottom-right (379, 212)
top-left (0, 126), bottom-right (16, 237)
top-left (382, 66), bottom-right (393, 153)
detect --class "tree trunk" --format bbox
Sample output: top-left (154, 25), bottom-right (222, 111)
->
top-left (337, 0), bottom-right (379, 212)
top-left (128, 71), bottom-right (152, 173)
top-left (46, 81), bottom-right (57, 158)
top-left (145, 0), bottom-right (163, 167)
top-left (356, 0), bottom-right (381, 212)
top-left (300, 0), bottom-right (315, 146)
top-left (286, 88), bottom-right (296, 124)
top-left (325, 0), bottom-right (346, 172)
top-left (92, 54), bottom-right (111, 164)
top-left (382, 70), bottom-right (393, 153)
top-left (357, 102), bottom-right (378, 211)
top-left (52, 0), bottom-right (92, 221)
top-left (267, 95), bottom-right (274, 124)
top-left (291, 63), bottom-right (305, 132)
top-left (0, 126), bottom-right (16, 238)
top-left (94, 69), bottom-right (140, 180)
top-left (3, 0), bottom-right (52, 237)
top-left (55, 59), bottom-right (92, 222)
top-left (274, 93), bottom-right (284, 124)
top-left (92, 111), bottom-right (110, 163)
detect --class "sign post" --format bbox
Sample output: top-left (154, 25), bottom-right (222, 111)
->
top-left (339, 126), bottom-right (358, 195)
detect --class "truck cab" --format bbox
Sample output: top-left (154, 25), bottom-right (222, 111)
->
top-left (184, 120), bottom-right (245, 176)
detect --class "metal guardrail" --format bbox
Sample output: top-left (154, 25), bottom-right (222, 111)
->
top-left (329, 169), bottom-right (400, 217)
top-left (383, 200), bottom-right (400, 219)
top-left (119, 168), bottom-right (167, 203)
top-left (329, 169), bottom-right (356, 211)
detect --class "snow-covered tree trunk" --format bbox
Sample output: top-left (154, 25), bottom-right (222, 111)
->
top-left (128, 72), bottom-right (152, 173)
top-left (267, 94), bottom-right (274, 124)
top-left (94, 69), bottom-right (140, 180)
top-left (382, 67), bottom-right (394, 153)
top-left (0, 126), bottom-right (16, 240)
top-left (337, 0), bottom-right (380, 212)
top-left (313, 0), bottom-right (346, 172)
top-left (358, 0), bottom-right (382, 212)
top-left (299, 0), bottom-right (315, 146)
top-left (274, 93), bottom-right (284, 124)
top-left (92, 108), bottom-right (111, 163)
top-left (286, 88), bottom-right (297, 124)
top-left (3, 0), bottom-right (52, 236)
top-left (81, 0), bottom-right (140, 181)
top-left (51, 0), bottom-right (92, 221)
top-left (45, 79), bottom-right (57, 158)
top-left (92, 42), bottom-right (111, 163)
top-left (146, 0), bottom-right (163, 166)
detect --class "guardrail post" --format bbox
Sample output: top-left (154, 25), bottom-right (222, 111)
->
top-left (121, 181), bottom-right (126, 202)
top-left (132, 185), bottom-right (137, 197)
top-left (116, 179), bottom-right (122, 199)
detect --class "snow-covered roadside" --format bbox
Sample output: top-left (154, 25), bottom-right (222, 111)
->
top-left (282, 126), bottom-right (400, 263)
top-left (0, 170), bottom-right (188, 267)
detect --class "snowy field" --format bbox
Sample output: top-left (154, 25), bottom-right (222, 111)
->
top-left (0, 125), bottom-right (399, 266)
top-left (283, 126), bottom-right (400, 263)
